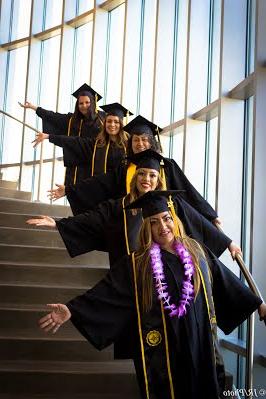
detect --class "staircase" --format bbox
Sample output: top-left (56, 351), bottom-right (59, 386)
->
top-left (0, 180), bottom-right (139, 398)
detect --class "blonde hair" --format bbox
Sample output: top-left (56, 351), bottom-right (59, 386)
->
top-left (96, 115), bottom-right (129, 149)
top-left (135, 213), bottom-right (207, 313)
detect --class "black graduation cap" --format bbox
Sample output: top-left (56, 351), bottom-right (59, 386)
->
top-left (100, 102), bottom-right (133, 120)
top-left (123, 115), bottom-right (162, 137)
top-left (127, 149), bottom-right (164, 171)
top-left (126, 190), bottom-right (184, 218)
top-left (72, 83), bottom-right (103, 102)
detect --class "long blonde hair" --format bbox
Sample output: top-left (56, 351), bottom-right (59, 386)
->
top-left (135, 213), bottom-right (207, 313)
top-left (96, 115), bottom-right (129, 148)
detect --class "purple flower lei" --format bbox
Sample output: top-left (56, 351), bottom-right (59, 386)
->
top-left (150, 240), bottom-right (195, 318)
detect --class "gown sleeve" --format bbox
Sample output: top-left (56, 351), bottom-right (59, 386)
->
top-left (205, 249), bottom-right (262, 334)
top-left (36, 107), bottom-right (71, 135)
top-left (166, 159), bottom-right (218, 221)
top-left (65, 165), bottom-right (126, 215)
top-left (175, 196), bottom-right (232, 257)
top-left (55, 199), bottom-right (117, 256)
top-left (66, 256), bottom-right (135, 350)
top-left (49, 134), bottom-right (94, 166)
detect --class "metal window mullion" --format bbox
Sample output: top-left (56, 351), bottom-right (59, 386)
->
top-left (119, 0), bottom-right (128, 103)
top-left (151, 0), bottom-right (159, 122)
top-left (50, 0), bottom-right (66, 198)
top-left (182, 0), bottom-right (191, 172)
top-left (203, 0), bottom-right (214, 200)
top-left (18, 0), bottom-right (35, 192)
top-left (103, 11), bottom-right (111, 103)
top-left (169, 0), bottom-right (179, 159)
top-left (136, 0), bottom-right (145, 115)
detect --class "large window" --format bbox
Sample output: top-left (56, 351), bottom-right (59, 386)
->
top-left (0, 2), bottom-right (265, 391)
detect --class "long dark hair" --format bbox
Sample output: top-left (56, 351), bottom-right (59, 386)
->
top-left (126, 132), bottom-right (161, 158)
top-left (72, 92), bottom-right (102, 130)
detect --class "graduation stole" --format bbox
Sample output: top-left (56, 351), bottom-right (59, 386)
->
top-left (126, 162), bottom-right (167, 194)
top-left (131, 253), bottom-right (175, 399)
top-left (66, 117), bottom-right (83, 185)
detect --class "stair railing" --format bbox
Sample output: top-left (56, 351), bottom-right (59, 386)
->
top-left (0, 109), bottom-right (44, 201)
top-left (215, 222), bottom-right (265, 398)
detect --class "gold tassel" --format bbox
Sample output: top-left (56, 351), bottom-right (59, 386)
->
top-left (156, 126), bottom-right (163, 153)
top-left (126, 110), bottom-right (129, 124)
top-left (167, 195), bottom-right (180, 238)
top-left (95, 93), bottom-right (98, 113)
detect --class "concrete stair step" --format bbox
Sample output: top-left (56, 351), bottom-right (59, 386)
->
top-left (0, 227), bottom-right (64, 247)
top-left (0, 335), bottom-right (113, 362)
top-left (0, 394), bottom-right (135, 399)
top-left (0, 262), bottom-right (107, 287)
top-left (0, 187), bottom-right (31, 201)
top-left (0, 360), bottom-right (139, 395)
top-left (0, 180), bottom-right (18, 190)
top-left (0, 244), bottom-right (109, 265)
top-left (0, 198), bottom-right (72, 218)
top-left (0, 305), bottom-right (84, 339)
top-left (0, 212), bottom-right (59, 229)
top-left (0, 283), bottom-right (86, 305)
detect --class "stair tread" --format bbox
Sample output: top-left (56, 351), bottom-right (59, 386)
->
top-left (0, 282), bottom-right (89, 289)
top-left (0, 260), bottom-right (108, 269)
top-left (0, 333), bottom-right (86, 342)
top-left (0, 360), bottom-right (135, 374)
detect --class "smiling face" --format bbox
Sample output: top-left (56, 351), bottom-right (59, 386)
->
top-left (131, 134), bottom-right (152, 154)
top-left (105, 115), bottom-right (121, 137)
top-left (150, 211), bottom-right (175, 250)
top-left (136, 168), bottom-right (159, 194)
top-left (78, 95), bottom-right (91, 116)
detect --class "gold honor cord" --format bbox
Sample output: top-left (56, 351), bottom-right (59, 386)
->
top-left (91, 139), bottom-right (98, 177)
top-left (122, 196), bottom-right (131, 256)
top-left (160, 302), bottom-right (176, 399)
top-left (131, 253), bottom-right (150, 399)
top-left (73, 119), bottom-right (83, 185)
top-left (104, 140), bottom-right (110, 173)
top-left (64, 117), bottom-right (73, 182)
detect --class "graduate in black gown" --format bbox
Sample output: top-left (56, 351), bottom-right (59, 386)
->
top-left (38, 191), bottom-right (266, 399)
top-left (48, 115), bottom-right (222, 224)
top-left (19, 83), bottom-right (105, 185)
top-left (32, 103), bottom-right (131, 182)
top-left (27, 150), bottom-right (240, 271)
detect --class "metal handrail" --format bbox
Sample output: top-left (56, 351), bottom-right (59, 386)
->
top-left (0, 108), bottom-right (44, 201)
top-left (215, 222), bottom-right (265, 399)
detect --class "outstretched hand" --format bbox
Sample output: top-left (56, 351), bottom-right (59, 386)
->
top-left (18, 101), bottom-right (37, 111)
top-left (39, 304), bottom-right (71, 334)
top-left (26, 215), bottom-right (56, 228)
top-left (258, 303), bottom-right (266, 326)
top-left (32, 132), bottom-right (49, 148)
top-left (48, 184), bottom-right (66, 201)
top-left (228, 241), bottom-right (243, 260)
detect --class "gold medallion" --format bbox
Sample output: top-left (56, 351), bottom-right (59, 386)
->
top-left (146, 330), bottom-right (162, 346)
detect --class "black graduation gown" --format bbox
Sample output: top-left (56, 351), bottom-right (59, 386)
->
top-left (65, 158), bottom-right (218, 221)
top-left (66, 248), bottom-right (262, 399)
top-left (36, 107), bottom-right (105, 185)
top-left (56, 194), bottom-right (231, 270)
top-left (48, 134), bottom-right (126, 179)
